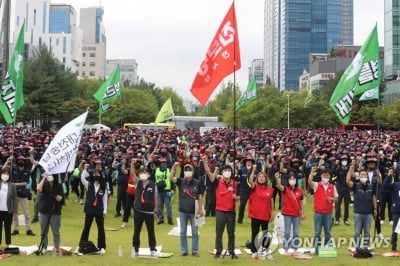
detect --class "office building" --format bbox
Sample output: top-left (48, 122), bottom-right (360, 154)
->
top-left (248, 59), bottom-right (264, 87)
top-left (264, 0), bottom-right (353, 91)
top-left (106, 59), bottom-right (138, 86)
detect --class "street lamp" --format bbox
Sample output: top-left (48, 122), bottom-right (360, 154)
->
top-left (287, 94), bottom-right (290, 129)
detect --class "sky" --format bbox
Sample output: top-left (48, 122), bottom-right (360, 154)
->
top-left (18, 0), bottom-right (385, 104)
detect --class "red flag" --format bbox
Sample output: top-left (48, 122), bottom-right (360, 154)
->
top-left (190, 2), bottom-right (241, 105)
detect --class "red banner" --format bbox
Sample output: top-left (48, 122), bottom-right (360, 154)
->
top-left (190, 2), bottom-right (241, 105)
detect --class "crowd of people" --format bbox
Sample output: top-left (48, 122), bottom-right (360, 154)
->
top-left (0, 125), bottom-right (399, 258)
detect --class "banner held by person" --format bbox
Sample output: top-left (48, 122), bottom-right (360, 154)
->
top-left (190, 2), bottom-right (241, 106)
top-left (235, 78), bottom-right (257, 111)
top-left (0, 21), bottom-right (25, 124)
top-left (93, 65), bottom-right (121, 114)
top-left (329, 24), bottom-right (380, 124)
top-left (155, 97), bottom-right (174, 123)
top-left (39, 111), bottom-right (88, 174)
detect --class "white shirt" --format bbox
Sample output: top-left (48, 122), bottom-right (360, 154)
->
top-left (0, 183), bottom-right (9, 211)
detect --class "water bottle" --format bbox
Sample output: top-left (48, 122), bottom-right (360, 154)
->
top-left (118, 245), bottom-right (123, 257)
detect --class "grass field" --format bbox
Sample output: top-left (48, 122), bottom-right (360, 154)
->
top-left (7, 191), bottom-right (400, 265)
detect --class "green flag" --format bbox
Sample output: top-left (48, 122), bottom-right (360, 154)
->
top-left (235, 78), bottom-right (257, 111)
top-left (329, 25), bottom-right (380, 124)
top-left (304, 88), bottom-right (313, 107)
top-left (93, 65), bottom-right (121, 114)
top-left (155, 98), bottom-right (174, 123)
top-left (0, 22), bottom-right (25, 124)
top-left (359, 87), bottom-right (379, 101)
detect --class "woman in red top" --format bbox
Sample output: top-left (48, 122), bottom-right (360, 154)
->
top-left (248, 165), bottom-right (274, 259)
top-left (275, 171), bottom-right (305, 256)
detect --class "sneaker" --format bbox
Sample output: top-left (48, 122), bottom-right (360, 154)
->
top-left (231, 253), bottom-right (238, 259)
top-left (114, 213), bottom-right (121, 218)
top-left (150, 250), bottom-right (158, 257)
top-left (120, 222), bottom-right (127, 228)
top-left (390, 220), bottom-right (394, 225)
top-left (380, 220), bottom-right (384, 225)
top-left (131, 248), bottom-right (138, 258)
top-left (378, 233), bottom-right (385, 240)
top-left (251, 252), bottom-right (259, 259)
top-left (11, 230), bottom-right (19, 235)
top-left (99, 248), bottom-right (106, 254)
top-left (31, 218), bottom-right (39, 223)
top-left (26, 230), bottom-right (36, 236)
top-left (334, 220), bottom-right (339, 225)
top-left (180, 253), bottom-right (188, 256)
top-left (157, 220), bottom-right (164, 225)
top-left (192, 253), bottom-right (199, 257)
top-left (168, 220), bottom-right (173, 225)
top-left (344, 220), bottom-right (350, 226)
top-left (214, 252), bottom-right (221, 259)
top-left (79, 199), bottom-right (84, 205)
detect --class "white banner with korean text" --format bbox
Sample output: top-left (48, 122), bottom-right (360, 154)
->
top-left (39, 111), bottom-right (88, 174)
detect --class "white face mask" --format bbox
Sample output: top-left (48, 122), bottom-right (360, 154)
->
top-left (193, 148), bottom-right (198, 152)
top-left (141, 148), bottom-right (146, 152)
top-left (139, 173), bottom-right (149, 180)
top-left (46, 175), bottom-right (54, 182)
top-left (360, 177), bottom-right (368, 184)
top-left (289, 179), bottom-right (296, 186)
top-left (222, 171), bottom-right (232, 178)
top-left (1, 175), bottom-right (9, 181)
top-left (137, 153), bottom-right (142, 157)
top-left (184, 171), bottom-right (193, 178)
top-left (341, 161), bottom-right (348, 166)
top-left (322, 178), bottom-right (330, 185)
top-left (246, 165), bottom-right (252, 170)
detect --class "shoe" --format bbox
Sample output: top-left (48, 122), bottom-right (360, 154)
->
top-left (11, 230), bottom-right (19, 235)
top-left (214, 252), bottom-right (221, 259)
top-left (380, 220), bottom-right (384, 225)
top-left (231, 253), bottom-right (238, 259)
top-left (237, 219), bottom-right (243, 224)
top-left (114, 213), bottom-right (121, 218)
top-left (168, 219), bottom-right (173, 225)
top-left (150, 250), bottom-right (158, 257)
top-left (26, 230), bottom-right (36, 236)
top-left (120, 222), bottom-right (127, 228)
top-left (283, 250), bottom-right (290, 256)
top-left (131, 248), bottom-right (138, 258)
top-left (251, 252), bottom-right (259, 259)
top-left (157, 220), bottom-right (164, 224)
top-left (390, 220), bottom-right (394, 225)
top-left (180, 253), bottom-right (188, 256)
top-left (79, 199), bottom-right (84, 205)
top-left (192, 253), bottom-right (199, 257)
top-left (334, 220), bottom-right (339, 226)
top-left (344, 221), bottom-right (350, 226)
top-left (31, 218), bottom-right (39, 223)
top-left (99, 248), bottom-right (106, 254)
top-left (378, 233), bottom-right (385, 240)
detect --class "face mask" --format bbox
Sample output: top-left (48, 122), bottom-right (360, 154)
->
top-left (141, 148), bottom-right (146, 152)
top-left (46, 175), bottom-right (54, 182)
top-left (222, 171), bottom-right (231, 178)
top-left (360, 177), bottom-right (368, 184)
top-left (322, 178), bottom-right (329, 185)
top-left (1, 175), bottom-right (9, 181)
top-left (341, 161), bottom-right (348, 166)
top-left (286, 148), bottom-right (290, 152)
top-left (139, 173), bottom-right (149, 180)
top-left (289, 179), bottom-right (296, 186)
top-left (93, 175), bottom-right (100, 182)
top-left (17, 162), bottom-right (24, 167)
top-left (193, 157), bottom-right (198, 161)
top-left (184, 171), bottom-right (192, 178)
top-left (193, 148), bottom-right (198, 152)
top-left (160, 163), bottom-right (167, 171)
top-left (246, 165), bottom-right (252, 170)
top-left (137, 153), bottom-right (142, 157)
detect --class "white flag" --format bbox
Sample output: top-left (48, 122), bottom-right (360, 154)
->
top-left (39, 112), bottom-right (88, 174)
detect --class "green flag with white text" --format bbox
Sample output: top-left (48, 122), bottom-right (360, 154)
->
top-left (155, 98), bottom-right (174, 123)
top-left (359, 87), bottom-right (379, 101)
top-left (0, 22), bottom-right (25, 124)
top-left (93, 65), bottom-right (121, 114)
top-left (329, 25), bottom-right (380, 124)
top-left (235, 78), bottom-right (257, 111)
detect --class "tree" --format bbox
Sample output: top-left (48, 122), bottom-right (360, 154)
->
top-left (159, 87), bottom-right (188, 116)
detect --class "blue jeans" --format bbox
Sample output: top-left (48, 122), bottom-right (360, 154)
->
top-left (157, 191), bottom-right (172, 222)
top-left (179, 212), bottom-right (199, 254)
top-left (283, 215), bottom-right (300, 250)
top-left (314, 212), bottom-right (332, 250)
top-left (354, 213), bottom-right (372, 249)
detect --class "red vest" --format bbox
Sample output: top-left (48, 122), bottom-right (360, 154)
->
top-left (215, 178), bottom-right (237, 212)
top-left (281, 186), bottom-right (303, 217)
top-left (314, 182), bottom-right (335, 213)
top-left (126, 175), bottom-right (135, 195)
top-left (248, 185), bottom-right (274, 221)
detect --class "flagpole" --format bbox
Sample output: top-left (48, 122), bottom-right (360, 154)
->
top-left (232, 0), bottom-right (237, 175)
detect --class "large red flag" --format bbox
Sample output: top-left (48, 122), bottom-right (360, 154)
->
top-left (190, 2), bottom-right (241, 105)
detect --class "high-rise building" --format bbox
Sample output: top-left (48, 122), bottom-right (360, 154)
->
top-left (106, 59), bottom-right (138, 86)
top-left (77, 7), bottom-right (106, 79)
top-left (264, 0), bottom-right (353, 91)
top-left (248, 59), bottom-right (264, 87)
top-left (15, 0), bottom-right (82, 73)
top-left (383, 0), bottom-right (400, 104)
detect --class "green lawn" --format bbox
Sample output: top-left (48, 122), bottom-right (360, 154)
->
top-left (8, 192), bottom-right (399, 265)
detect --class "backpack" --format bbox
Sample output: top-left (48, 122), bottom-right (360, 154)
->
top-left (79, 240), bottom-right (99, 254)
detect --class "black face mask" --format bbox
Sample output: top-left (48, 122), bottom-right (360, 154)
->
top-left (17, 162), bottom-right (25, 167)
top-left (134, 163), bottom-right (141, 169)
top-left (93, 175), bottom-right (100, 181)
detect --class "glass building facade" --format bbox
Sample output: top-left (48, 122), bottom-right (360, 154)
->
top-left (384, 0), bottom-right (400, 80)
top-left (49, 5), bottom-right (73, 33)
top-left (264, 0), bottom-right (353, 91)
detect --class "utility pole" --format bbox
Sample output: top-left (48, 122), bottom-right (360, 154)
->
top-left (1, 0), bottom-right (11, 79)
